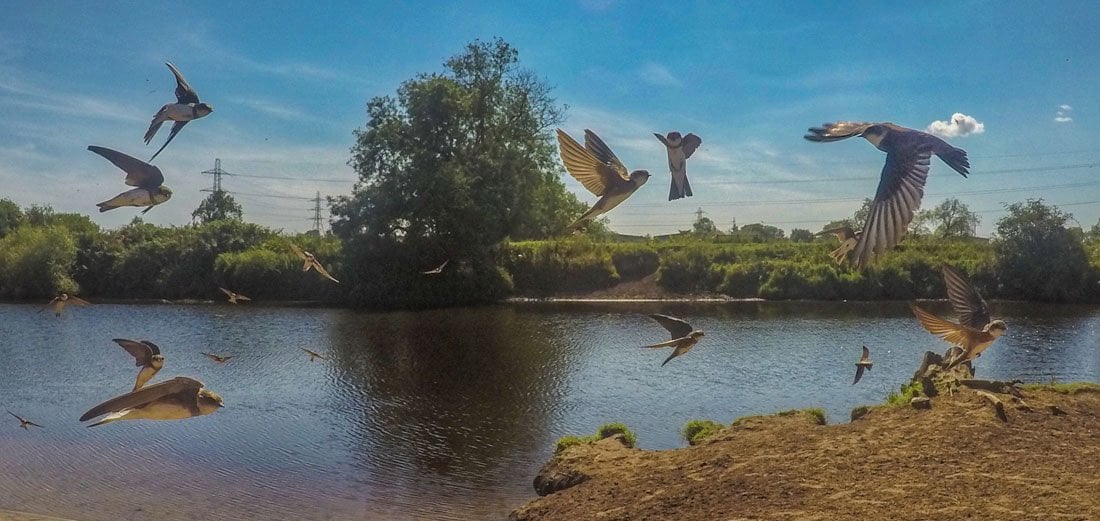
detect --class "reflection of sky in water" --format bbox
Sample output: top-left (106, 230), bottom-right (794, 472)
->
top-left (0, 301), bottom-right (1096, 520)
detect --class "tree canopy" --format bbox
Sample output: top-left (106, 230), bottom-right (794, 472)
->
top-left (193, 190), bottom-right (243, 224)
top-left (994, 199), bottom-right (1092, 301)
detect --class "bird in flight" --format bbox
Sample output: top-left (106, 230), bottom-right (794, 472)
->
top-left (301, 348), bottom-right (326, 362)
top-left (40, 293), bottom-right (91, 317)
top-left (421, 260), bottom-right (449, 275)
top-left (289, 243), bottom-right (340, 283)
top-left (88, 146), bottom-right (172, 214)
top-left (79, 376), bottom-right (223, 428)
top-left (804, 122), bottom-right (970, 268)
top-left (219, 287), bottom-right (251, 304)
top-left (654, 131), bottom-right (702, 201)
top-left (557, 129), bottom-right (651, 229)
top-left (7, 411), bottom-right (43, 430)
top-left (815, 225), bottom-right (862, 265)
top-left (642, 314), bottom-right (705, 367)
top-left (112, 339), bottom-right (165, 392)
top-left (852, 346), bottom-right (873, 384)
top-left (911, 265), bottom-right (1007, 369)
top-left (144, 62), bottom-right (213, 162)
top-left (201, 353), bottom-right (234, 364)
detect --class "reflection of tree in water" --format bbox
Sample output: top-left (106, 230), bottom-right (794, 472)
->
top-left (324, 306), bottom-right (574, 508)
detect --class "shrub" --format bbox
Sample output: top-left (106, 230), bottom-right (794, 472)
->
top-left (682, 419), bottom-right (723, 446)
top-left (596, 422), bottom-right (637, 448)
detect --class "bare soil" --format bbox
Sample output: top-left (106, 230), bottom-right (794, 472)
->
top-left (510, 386), bottom-right (1100, 521)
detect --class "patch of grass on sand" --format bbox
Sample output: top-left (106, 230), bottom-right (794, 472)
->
top-left (682, 419), bottom-right (723, 446)
top-left (850, 405), bottom-right (872, 422)
top-left (1021, 382), bottom-right (1100, 395)
top-left (775, 408), bottom-right (827, 425)
top-left (597, 422), bottom-right (637, 448)
top-left (886, 381), bottom-right (922, 407)
top-left (554, 435), bottom-right (597, 454)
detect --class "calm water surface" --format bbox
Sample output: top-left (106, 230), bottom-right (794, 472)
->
top-left (0, 301), bottom-right (1097, 520)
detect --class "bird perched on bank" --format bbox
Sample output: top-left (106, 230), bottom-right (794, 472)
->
top-left (201, 353), bottom-right (234, 364)
top-left (288, 243), bottom-right (340, 283)
top-left (301, 348), bottom-right (325, 362)
top-left (804, 122), bottom-right (970, 268)
top-left (112, 339), bottom-right (165, 391)
top-left (88, 146), bottom-right (172, 213)
top-left (816, 225), bottom-right (862, 265)
top-left (421, 260), bottom-right (449, 275)
top-left (40, 293), bottom-right (91, 317)
top-left (557, 129), bottom-right (651, 229)
top-left (910, 265), bottom-right (1007, 369)
top-left (642, 314), bottom-right (705, 367)
top-left (852, 346), bottom-right (873, 384)
top-left (144, 62), bottom-right (213, 161)
top-left (7, 411), bottom-right (43, 430)
top-left (654, 131), bottom-right (702, 200)
top-left (79, 376), bottom-right (223, 427)
top-left (219, 287), bottom-right (251, 304)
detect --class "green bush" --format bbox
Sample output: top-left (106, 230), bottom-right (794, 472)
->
top-left (682, 419), bottom-right (723, 446)
top-left (0, 226), bottom-right (78, 298)
top-left (596, 422), bottom-right (637, 448)
top-left (609, 243), bottom-right (659, 282)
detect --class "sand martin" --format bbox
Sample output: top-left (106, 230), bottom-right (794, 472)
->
top-left (422, 260), bottom-right (449, 275)
top-left (816, 225), bottom-right (862, 265)
top-left (80, 376), bottom-right (223, 428)
top-left (7, 411), bottom-right (43, 430)
top-left (201, 353), bottom-right (234, 364)
top-left (654, 131), bottom-right (702, 201)
top-left (40, 293), bottom-right (91, 317)
top-left (852, 346), bottom-right (873, 384)
top-left (911, 265), bottom-right (1006, 368)
top-left (112, 339), bottom-right (165, 392)
top-left (301, 348), bottom-right (326, 362)
top-left (219, 287), bottom-right (251, 304)
top-left (642, 314), bottom-right (705, 367)
top-left (88, 146), bottom-right (172, 214)
top-left (289, 243), bottom-right (340, 283)
top-left (557, 129), bottom-right (651, 229)
top-left (144, 62), bottom-right (213, 161)
top-left (805, 122), bottom-right (970, 268)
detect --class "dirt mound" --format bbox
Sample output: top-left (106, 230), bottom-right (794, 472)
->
top-left (511, 386), bottom-right (1100, 521)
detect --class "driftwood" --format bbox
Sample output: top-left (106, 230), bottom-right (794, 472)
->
top-left (975, 391), bottom-right (1008, 422)
top-left (959, 379), bottom-right (1024, 397)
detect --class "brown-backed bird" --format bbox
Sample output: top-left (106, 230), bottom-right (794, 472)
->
top-left (654, 131), bottom-right (702, 200)
top-left (219, 287), bottom-right (251, 304)
top-left (642, 314), bottom-right (705, 367)
top-left (289, 243), bottom-right (340, 283)
top-left (911, 265), bottom-right (1006, 368)
top-left (7, 411), bottom-right (43, 430)
top-left (40, 293), bottom-right (91, 317)
top-left (301, 348), bottom-right (326, 362)
top-left (88, 146), bottom-right (172, 213)
top-left (852, 346), bottom-right (873, 384)
top-left (557, 129), bottom-right (651, 229)
top-left (422, 260), bottom-right (449, 275)
top-left (816, 225), bottom-right (862, 265)
top-left (112, 338), bottom-right (165, 391)
top-left (79, 376), bottom-right (223, 427)
top-left (201, 353), bottom-right (234, 364)
top-left (144, 62), bottom-right (213, 161)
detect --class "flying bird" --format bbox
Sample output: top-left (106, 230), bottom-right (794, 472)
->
top-left (79, 376), bottom-right (223, 428)
top-left (144, 62), bottom-right (213, 161)
top-left (219, 287), bottom-right (251, 304)
top-left (911, 265), bottom-right (1007, 369)
top-left (642, 314), bottom-right (705, 367)
top-left (201, 353), bottom-right (234, 364)
top-left (7, 411), bottom-right (43, 430)
top-left (654, 131), bottom-right (702, 200)
top-left (852, 346), bottom-right (873, 384)
top-left (804, 122), bottom-right (970, 268)
top-left (557, 129), bottom-right (651, 229)
top-left (112, 339), bottom-right (165, 391)
top-left (88, 146), bottom-right (172, 214)
top-left (288, 243), bottom-right (340, 283)
top-left (301, 348), bottom-right (325, 362)
top-left (816, 225), bottom-right (863, 265)
top-left (421, 260), bottom-right (449, 275)
top-left (40, 293), bottom-right (91, 317)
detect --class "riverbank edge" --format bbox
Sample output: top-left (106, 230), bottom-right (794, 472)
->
top-left (0, 509), bottom-right (77, 521)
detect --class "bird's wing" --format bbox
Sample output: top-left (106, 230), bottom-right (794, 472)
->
top-left (816, 225), bottom-right (855, 241)
top-left (860, 346), bottom-right (871, 363)
top-left (236, 294), bottom-right (251, 301)
top-left (7, 411), bottom-right (23, 422)
top-left (201, 353), bottom-right (218, 361)
top-left (556, 129), bottom-right (624, 196)
top-left (924, 133), bottom-right (970, 177)
top-left (80, 377), bottom-right (202, 421)
top-left (680, 133), bottom-right (702, 159)
top-left (853, 365), bottom-right (865, 385)
top-left (88, 146), bottom-right (164, 189)
top-left (653, 133), bottom-right (671, 147)
top-left (141, 340), bottom-right (162, 356)
top-left (112, 338), bottom-right (154, 366)
top-left (26, 421), bottom-right (44, 428)
top-left (583, 129), bottom-right (631, 181)
top-left (68, 296), bottom-right (91, 306)
top-left (941, 264), bottom-right (991, 329)
top-left (148, 121), bottom-right (188, 162)
top-left (803, 122), bottom-right (876, 142)
top-left (661, 343), bottom-right (692, 367)
top-left (642, 338), bottom-right (685, 348)
top-left (312, 262), bottom-right (340, 283)
top-left (910, 304), bottom-right (983, 349)
top-left (851, 146), bottom-right (932, 268)
top-left (648, 314), bottom-right (694, 339)
top-left (39, 297), bottom-right (60, 313)
top-left (219, 287), bottom-right (233, 298)
top-left (166, 62), bottom-right (200, 104)
top-left (303, 348), bottom-right (325, 359)
top-left (288, 242), bottom-right (309, 261)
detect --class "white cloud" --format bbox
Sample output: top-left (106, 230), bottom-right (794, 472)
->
top-left (926, 112), bottom-right (985, 138)
top-left (638, 62), bottom-right (683, 87)
top-left (1055, 104), bottom-right (1073, 123)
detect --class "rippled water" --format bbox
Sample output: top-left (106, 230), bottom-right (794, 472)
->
top-left (0, 301), bottom-right (1097, 520)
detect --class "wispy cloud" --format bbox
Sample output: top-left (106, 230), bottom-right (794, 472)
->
top-left (637, 62), bottom-right (683, 88)
top-left (926, 112), bottom-right (985, 138)
top-left (0, 70), bottom-right (146, 124)
top-left (1055, 104), bottom-right (1073, 123)
top-left (179, 30), bottom-right (370, 86)
top-left (226, 96), bottom-right (330, 123)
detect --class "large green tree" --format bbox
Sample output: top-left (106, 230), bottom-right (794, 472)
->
top-left (0, 199), bottom-right (23, 238)
top-left (192, 190), bottom-right (243, 224)
top-left (994, 199), bottom-right (1092, 301)
top-left (330, 38), bottom-right (584, 307)
top-left (924, 198), bottom-right (980, 238)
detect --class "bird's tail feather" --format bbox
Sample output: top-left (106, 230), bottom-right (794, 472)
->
top-left (937, 146), bottom-right (970, 178)
top-left (96, 203), bottom-right (115, 213)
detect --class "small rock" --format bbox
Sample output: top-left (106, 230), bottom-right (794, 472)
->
top-left (1048, 405), bottom-right (1068, 416)
top-left (911, 397), bottom-right (932, 409)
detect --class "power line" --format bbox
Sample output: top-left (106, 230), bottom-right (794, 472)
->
top-left (220, 171), bottom-right (355, 184)
top-left (311, 191), bottom-right (324, 233)
top-left (200, 158), bottom-right (226, 193)
top-left (693, 162), bottom-right (1098, 186)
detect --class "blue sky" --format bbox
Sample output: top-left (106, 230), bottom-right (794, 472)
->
top-left (2, 1), bottom-right (1098, 235)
